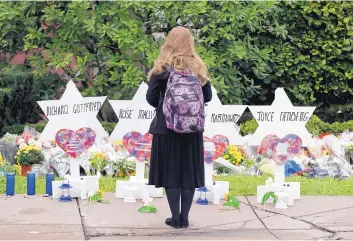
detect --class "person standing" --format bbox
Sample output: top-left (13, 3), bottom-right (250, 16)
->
top-left (146, 26), bottom-right (212, 229)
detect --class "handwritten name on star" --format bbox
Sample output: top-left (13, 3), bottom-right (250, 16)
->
top-left (117, 109), bottom-right (155, 120)
top-left (46, 102), bottom-right (103, 116)
top-left (210, 113), bottom-right (240, 124)
top-left (256, 111), bottom-right (310, 122)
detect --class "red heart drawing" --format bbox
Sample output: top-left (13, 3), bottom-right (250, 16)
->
top-left (123, 131), bottom-right (153, 162)
top-left (260, 134), bottom-right (302, 165)
top-left (203, 135), bottom-right (229, 164)
top-left (55, 128), bottom-right (96, 158)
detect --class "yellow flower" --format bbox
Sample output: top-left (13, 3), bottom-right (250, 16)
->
top-left (225, 192), bottom-right (229, 201)
top-left (118, 169), bottom-right (124, 177)
top-left (13, 164), bottom-right (21, 176)
top-left (223, 154), bottom-right (229, 159)
top-left (97, 189), bottom-right (104, 198)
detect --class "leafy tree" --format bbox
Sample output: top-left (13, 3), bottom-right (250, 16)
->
top-left (23, 1), bottom-right (154, 100)
top-left (128, 1), bottom-right (282, 104)
top-left (20, 1), bottom-right (281, 105)
top-left (0, 2), bottom-right (37, 62)
top-left (1, 1), bottom-right (353, 123)
top-left (255, 1), bottom-right (353, 108)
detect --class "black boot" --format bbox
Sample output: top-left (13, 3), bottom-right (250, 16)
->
top-left (165, 188), bottom-right (181, 228)
top-left (180, 188), bottom-right (195, 228)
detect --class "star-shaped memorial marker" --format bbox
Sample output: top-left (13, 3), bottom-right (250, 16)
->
top-left (205, 86), bottom-right (247, 145)
top-left (38, 80), bottom-right (107, 142)
top-left (109, 82), bottom-right (155, 141)
top-left (248, 88), bottom-right (316, 147)
top-left (208, 86), bottom-right (222, 107)
top-left (109, 83), bottom-right (247, 146)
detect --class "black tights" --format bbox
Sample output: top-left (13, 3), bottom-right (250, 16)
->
top-left (165, 188), bottom-right (195, 221)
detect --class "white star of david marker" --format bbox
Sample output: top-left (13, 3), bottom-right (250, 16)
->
top-left (204, 87), bottom-right (247, 145)
top-left (208, 86), bottom-right (222, 107)
top-left (38, 80), bottom-right (107, 142)
top-left (248, 88), bottom-right (316, 147)
top-left (109, 82), bottom-right (155, 141)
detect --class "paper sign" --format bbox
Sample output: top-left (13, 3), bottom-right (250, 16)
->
top-left (38, 81), bottom-right (107, 142)
top-left (276, 143), bottom-right (289, 156)
top-left (248, 88), bottom-right (315, 147)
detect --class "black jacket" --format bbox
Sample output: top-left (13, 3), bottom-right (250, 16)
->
top-left (146, 71), bottom-right (212, 135)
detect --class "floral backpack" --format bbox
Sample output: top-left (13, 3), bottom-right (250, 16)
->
top-left (163, 69), bottom-right (205, 133)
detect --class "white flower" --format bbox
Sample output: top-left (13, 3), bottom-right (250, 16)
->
top-left (143, 198), bottom-right (153, 206)
top-left (19, 143), bottom-right (27, 148)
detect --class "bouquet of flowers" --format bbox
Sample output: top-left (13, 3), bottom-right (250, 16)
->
top-left (111, 139), bottom-right (129, 160)
top-left (0, 154), bottom-right (19, 176)
top-left (16, 126), bottom-right (41, 148)
top-left (15, 146), bottom-right (45, 166)
top-left (89, 152), bottom-right (110, 175)
top-left (222, 145), bottom-right (243, 166)
top-left (113, 159), bottom-right (136, 177)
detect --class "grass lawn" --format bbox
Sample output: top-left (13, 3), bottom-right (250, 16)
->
top-left (0, 175), bottom-right (352, 196)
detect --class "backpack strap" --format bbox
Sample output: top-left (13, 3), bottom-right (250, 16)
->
top-left (153, 91), bottom-right (163, 127)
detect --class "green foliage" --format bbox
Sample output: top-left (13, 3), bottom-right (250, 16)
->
top-left (0, 161), bottom-right (17, 175)
top-left (114, 159), bottom-right (135, 178)
top-left (14, 146), bottom-right (44, 166)
top-left (273, 2), bottom-right (353, 107)
top-left (1, 175), bottom-right (352, 196)
top-left (138, 205), bottom-right (157, 214)
top-left (240, 115), bottom-right (353, 136)
top-left (1, 2), bottom-right (353, 123)
top-left (21, 1), bottom-right (152, 100)
top-left (3, 123), bottom-right (46, 136)
top-left (0, 71), bottom-right (40, 134)
top-left (89, 152), bottom-right (109, 174)
top-left (240, 119), bottom-right (259, 136)
top-left (0, 2), bottom-right (37, 58)
top-left (262, 191), bottom-right (278, 205)
top-left (305, 115), bottom-right (330, 136)
top-left (28, 123), bottom-right (46, 133)
top-left (0, 1), bottom-right (285, 104)
top-left (0, 65), bottom-right (61, 136)
top-left (89, 192), bottom-right (110, 204)
top-left (315, 103), bottom-right (353, 123)
top-left (101, 121), bottom-right (116, 135)
top-left (222, 195), bottom-right (240, 209)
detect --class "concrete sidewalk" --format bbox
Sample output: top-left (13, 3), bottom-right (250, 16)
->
top-left (1, 194), bottom-right (353, 240)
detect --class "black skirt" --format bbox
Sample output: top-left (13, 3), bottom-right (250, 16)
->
top-left (148, 132), bottom-right (205, 189)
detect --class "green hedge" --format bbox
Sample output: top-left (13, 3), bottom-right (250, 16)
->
top-left (0, 71), bottom-right (39, 135)
top-left (5, 115), bottom-right (353, 138)
top-left (240, 115), bottom-right (353, 136)
top-left (0, 66), bottom-right (62, 136)
top-left (314, 103), bottom-right (353, 123)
